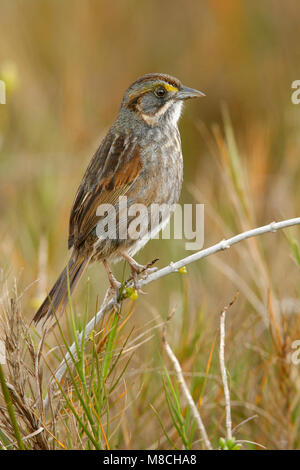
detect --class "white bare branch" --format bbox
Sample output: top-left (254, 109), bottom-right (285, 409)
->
top-left (44, 217), bottom-right (300, 409)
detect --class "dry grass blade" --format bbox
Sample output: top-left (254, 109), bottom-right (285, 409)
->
top-left (0, 284), bottom-right (52, 449)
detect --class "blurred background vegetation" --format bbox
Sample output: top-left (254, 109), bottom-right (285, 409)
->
top-left (1, 0), bottom-right (300, 449)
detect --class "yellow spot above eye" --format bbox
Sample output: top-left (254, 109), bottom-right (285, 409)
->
top-left (128, 82), bottom-right (179, 105)
top-left (163, 83), bottom-right (178, 93)
top-left (129, 83), bottom-right (178, 98)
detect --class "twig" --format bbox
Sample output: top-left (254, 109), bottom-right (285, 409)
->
top-left (235, 439), bottom-right (267, 450)
top-left (219, 292), bottom-right (239, 441)
top-left (232, 414), bottom-right (258, 433)
top-left (143, 218), bottom-right (300, 285)
top-left (162, 311), bottom-right (213, 450)
top-left (11, 426), bottom-right (44, 447)
top-left (44, 217), bottom-right (300, 408)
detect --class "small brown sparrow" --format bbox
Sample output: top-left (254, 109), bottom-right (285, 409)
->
top-left (33, 73), bottom-right (204, 328)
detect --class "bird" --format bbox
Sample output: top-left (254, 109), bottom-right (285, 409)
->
top-left (33, 73), bottom-right (204, 329)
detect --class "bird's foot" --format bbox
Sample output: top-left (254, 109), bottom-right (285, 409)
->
top-left (121, 253), bottom-right (159, 292)
top-left (108, 279), bottom-right (122, 313)
top-left (103, 259), bottom-right (123, 310)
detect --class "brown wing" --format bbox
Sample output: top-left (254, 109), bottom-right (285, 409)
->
top-left (68, 131), bottom-right (143, 250)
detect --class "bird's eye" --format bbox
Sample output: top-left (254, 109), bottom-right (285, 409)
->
top-left (154, 86), bottom-right (166, 98)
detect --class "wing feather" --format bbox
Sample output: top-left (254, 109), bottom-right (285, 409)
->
top-left (68, 131), bottom-right (142, 250)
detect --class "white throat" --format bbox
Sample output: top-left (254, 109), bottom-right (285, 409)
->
top-left (168, 100), bottom-right (183, 126)
top-left (141, 100), bottom-right (183, 127)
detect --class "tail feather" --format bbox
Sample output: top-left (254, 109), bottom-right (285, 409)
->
top-left (33, 254), bottom-right (88, 328)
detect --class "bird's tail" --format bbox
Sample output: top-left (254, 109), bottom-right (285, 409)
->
top-left (33, 254), bottom-right (89, 329)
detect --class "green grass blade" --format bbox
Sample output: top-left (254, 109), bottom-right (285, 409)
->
top-left (0, 364), bottom-right (25, 450)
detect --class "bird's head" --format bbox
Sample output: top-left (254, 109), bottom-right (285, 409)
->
top-left (121, 73), bottom-right (205, 127)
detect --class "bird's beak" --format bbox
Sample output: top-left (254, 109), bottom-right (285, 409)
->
top-left (176, 86), bottom-right (205, 100)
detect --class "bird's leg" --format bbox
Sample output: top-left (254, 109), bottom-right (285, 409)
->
top-left (121, 252), bottom-right (158, 291)
top-left (103, 259), bottom-right (122, 306)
